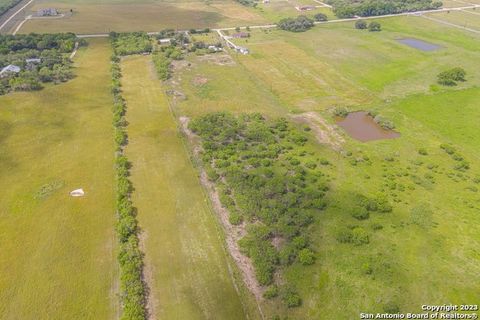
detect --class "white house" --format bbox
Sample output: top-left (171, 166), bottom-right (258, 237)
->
top-left (0, 65), bottom-right (21, 78)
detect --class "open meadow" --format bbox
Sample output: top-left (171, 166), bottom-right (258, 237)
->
top-left (0, 39), bottom-right (118, 319)
top-left (120, 55), bottom-right (261, 319)
top-left (165, 13), bottom-right (480, 319)
top-left (17, 0), bottom-right (267, 34)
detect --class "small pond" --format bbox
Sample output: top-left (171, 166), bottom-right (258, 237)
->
top-left (396, 38), bottom-right (441, 51)
top-left (336, 111), bottom-right (400, 142)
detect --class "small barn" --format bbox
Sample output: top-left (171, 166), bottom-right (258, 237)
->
top-left (37, 8), bottom-right (58, 16)
top-left (0, 65), bottom-right (21, 78)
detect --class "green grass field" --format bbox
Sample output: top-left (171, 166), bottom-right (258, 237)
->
top-left (165, 14), bottom-right (480, 319)
top-left (19, 0), bottom-right (267, 34)
top-left (120, 55), bottom-right (261, 319)
top-left (0, 39), bottom-right (118, 319)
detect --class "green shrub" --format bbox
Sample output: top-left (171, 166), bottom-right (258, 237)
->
top-left (368, 21), bottom-right (381, 32)
top-left (336, 228), bottom-right (353, 243)
top-left (351, 207), bottom-right (369, 220)
top-left (418, 148), bottom-right (428, 155)
top-left (263, 286), bottom-right (279, 299)
top-left (437, 67), bottom-right (466, 86)
top-left (298, 248), bottom-right (315, 265)
top-left (355, 20), bottom-right (367, 29)
top-left (281, 286), bottom-right (302, 308)
top-left (314, 13), bottom-right (328, 21)
top-left (352, 227), bottom-right (369, 245)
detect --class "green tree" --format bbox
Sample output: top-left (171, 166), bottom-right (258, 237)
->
top-left (314, 13), bottom-right (328, 22)
top-left (368, 21), bottom-right (381, 32)
top-left (355, 20), bottom-right (367, 29)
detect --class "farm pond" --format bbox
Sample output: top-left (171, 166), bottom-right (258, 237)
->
top-left (396, 38), bottom-right (441, 51)
top-left (336, 111), bottom-right (400, 142)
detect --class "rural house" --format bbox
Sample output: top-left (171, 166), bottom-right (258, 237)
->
top-left (37, 8), bottom-right (58, 16)
top-left (0, 65), bottom-right (21, 78)
top-left (236, 46), bottom-right (249, 55)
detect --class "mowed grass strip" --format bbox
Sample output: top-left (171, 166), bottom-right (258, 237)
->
top-left (121, 55), bottom-right (252, 320)
top-left (0, 39), bottom-right (117, 319)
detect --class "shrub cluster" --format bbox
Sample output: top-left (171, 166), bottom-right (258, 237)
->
top-left (437, 67), bottom-right (466, 86)
top-left (440, 144), bottom-right (469, 171)
top-left (190, 112), bottom-right (329, 307)
top-left (110, 32), bottom-right (152, 56)
top-left (110, 36), bottom-right (147, 320)
top-left (278, 15), bottom-right (315, 32)
top-left (0, 33), bottom-right (80, 95)
top-left (329, 0), bottom-right (442, 18)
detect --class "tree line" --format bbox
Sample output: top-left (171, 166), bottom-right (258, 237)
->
top-left (110, 35), bottom-right (148, 320)
top-left (327, 0), bottom-right (442, 18)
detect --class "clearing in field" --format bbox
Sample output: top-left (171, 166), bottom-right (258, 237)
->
top-left (17, 0), bottom-right (267, 34)
top-left (120, 55), bottom-right (260, 319)
top-left (0, 39), bottom-right (117, 319)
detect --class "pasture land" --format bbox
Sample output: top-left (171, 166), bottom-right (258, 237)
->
top-left (166, 15), bottom-right (480, 319)
top-left (120, 55), bottom-right (260, 320)
top-left (427, 10), bottom-right (480, 30)
top-left (0, 39), bottom-right (117, 319)
top-left (256, 0), bottom-right (336, 22)
top-left (18, 0), bottom-right (267, 34)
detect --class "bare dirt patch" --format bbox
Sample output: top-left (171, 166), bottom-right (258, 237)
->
top-left (192, 75), bottom-right (209, 86)
top-left (179, 116), bottom-right (265, 303)
top-left (197, 54), bottom-right (236, 66)
top-left (171, 59), bottom-right (192, 71)
top-left (291, 111), bottom-right (345, 151)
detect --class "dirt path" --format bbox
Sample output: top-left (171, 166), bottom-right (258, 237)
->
top-left (291, 112), bottom-right (345, 151)
top-left (179, 116), bottom-right (265, 317)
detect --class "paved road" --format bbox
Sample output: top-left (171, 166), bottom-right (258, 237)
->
top-left (0, 0), bottom-right (34, 33)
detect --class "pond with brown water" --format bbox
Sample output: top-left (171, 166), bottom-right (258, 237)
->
top-left (336, 111), bottom-right (400, 142)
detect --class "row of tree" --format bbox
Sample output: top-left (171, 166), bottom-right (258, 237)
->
top-left (328, 0), bottom-right (442, 18)
top-left (110, 35), bottom-right (148, 320)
